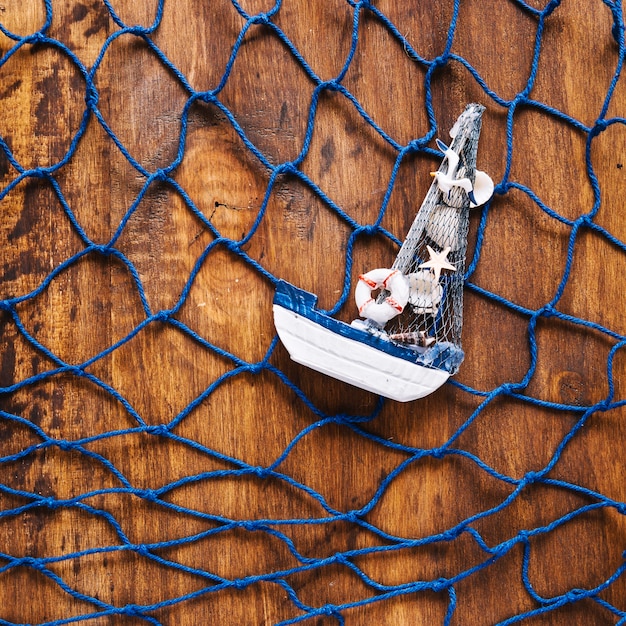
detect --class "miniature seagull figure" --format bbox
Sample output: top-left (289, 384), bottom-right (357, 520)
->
top-left (431, 138), bottom-right (478, 206)
top-left (418, 245), bottom-right (456, 283)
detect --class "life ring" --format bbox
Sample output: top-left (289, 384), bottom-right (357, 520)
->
top-left (355, 268), bottom-right (409, 326)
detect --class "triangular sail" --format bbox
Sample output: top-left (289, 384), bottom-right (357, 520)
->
top-left (370, 104), bottom-right (488, 374)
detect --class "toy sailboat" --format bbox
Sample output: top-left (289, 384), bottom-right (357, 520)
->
top-left (273, 104), bottom-right (493, 401)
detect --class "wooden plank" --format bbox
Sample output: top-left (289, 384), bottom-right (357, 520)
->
top-left (1, 1), bottom-right (625, 624)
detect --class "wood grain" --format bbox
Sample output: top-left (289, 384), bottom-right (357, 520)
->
top-left (1, 1), bottom-right (625, 624)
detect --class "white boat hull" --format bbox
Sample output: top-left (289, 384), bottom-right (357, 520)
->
top-left (273, 304), bottom-right (449, 402)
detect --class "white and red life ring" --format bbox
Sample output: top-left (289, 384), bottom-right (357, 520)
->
top-left (355, 268), bottom-right (409, 326)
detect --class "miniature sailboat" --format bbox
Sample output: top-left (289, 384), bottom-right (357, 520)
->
top-left (273, 104), bottom-right (493, 401)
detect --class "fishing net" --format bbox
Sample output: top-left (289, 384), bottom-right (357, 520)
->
top-left (1, 0), bottom-right (626, 624)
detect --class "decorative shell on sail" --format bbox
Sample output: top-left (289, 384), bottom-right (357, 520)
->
top-left (272, 104), bottom-right (493, 401)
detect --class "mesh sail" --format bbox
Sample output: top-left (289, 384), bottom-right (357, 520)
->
top-left (374, 104), bottom-right (485, 374)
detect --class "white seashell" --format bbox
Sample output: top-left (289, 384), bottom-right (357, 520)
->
top-left (470, 170), bottom-right (494, 208)
top-left (407, 269), bottom-right (443, 314)
top-left (426, 204), bottom-right (462, 251)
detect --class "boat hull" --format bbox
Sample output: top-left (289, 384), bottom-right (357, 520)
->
top-left (273, 281), bottom-right (449, 402)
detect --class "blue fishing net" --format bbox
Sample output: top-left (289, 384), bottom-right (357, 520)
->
top-left (1, 0), bottom-right (625, 624)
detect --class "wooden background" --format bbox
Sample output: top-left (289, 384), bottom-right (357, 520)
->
top-left (1, 0), bottom-right (626, 624)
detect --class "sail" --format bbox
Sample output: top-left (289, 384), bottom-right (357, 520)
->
top-left (374, 103), bottom-right (490, 374)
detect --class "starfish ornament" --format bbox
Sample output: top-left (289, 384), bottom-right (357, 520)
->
top-left (418, 245), bottom-right (456, 282)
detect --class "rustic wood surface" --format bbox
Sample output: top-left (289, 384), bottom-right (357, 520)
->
top-left (1, 0), bottom-right (625, 624)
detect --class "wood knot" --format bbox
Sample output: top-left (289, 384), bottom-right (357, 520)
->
top-left (556, 370), bottom-right (586, 406)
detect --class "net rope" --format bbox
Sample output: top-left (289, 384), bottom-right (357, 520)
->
top-left (1, 0), bottom-right (626, 624)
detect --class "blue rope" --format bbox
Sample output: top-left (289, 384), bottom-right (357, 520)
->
top-left (1, 1), bottom-right (625, 624)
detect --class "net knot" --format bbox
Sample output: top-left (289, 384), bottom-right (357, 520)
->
top-left (139, 489), bottom-right (159, 502)
top-left (123, 604), bottom-right (144, 617)
top-left (233, 578), bottom-right (249, 589)
top-left (20, 556), bottom-right (39, 568)
top-left (55, 439), bottom-right (75, 452)
top-left (153, 169), bottom-right (168, 182)
top-left (93, 244), bottom-right (113, 256)
top-left (431, 577), bottom-right (449, 593)
top-left (499, 382), bottom-right (519, 395)
top-left (198, 91), bottom-right (217, 104)
top-left (246, 362), bottom-right (264, 375)
top-left (431, 54), bottom-right (449, 70)
top-left (134, 545), bottom-right (151, 558)
top-left (127, 25), bottom-right (149, 36)
top-left (320, 79), bottom-right (340, 92)
top-left (344, 510), bottom-right (360, 523)
top-left (146, 424), bottom-right (169, 436)
top-left (238, 520), bottom-right (258, 532)
top-left (40, 497), bottom-right (59, 510)
top-left (225, 239), bottom-right (242, 254)
top-left (580, 214), bottom-right (594, 228)
top-left (29, 32), bottom-right (46, 45)
top-left (85, 83), bottom-right (99, 108)
top-left (320, 604), bottom-right (339, 616)
top-left (494, 181), bottom-right (508, 195)
top-left (564, 588), bottom-right (586, 601)
top-left (30, 168), bottom-right (47, 179)
top-left (431, 447), bottom-right (446, 459)
top-left (252, 466), bottom-right (268, 479)
top-left (277, 162), bottom-right (298, 176)
top-left (407, 138), bottom-right (426, 153)
top-left (153, 310), bottom-right (170, 323)
top-left (523, 471), bottom-right (542, 485)
top-left (590, 119), bottom-right (609, 138)
top-left (360, 224), bottom-right (377, 236)
top-left (0, 300), bottom-right (11, 311)
top-left (251, 12), bottom-right (271, 25)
